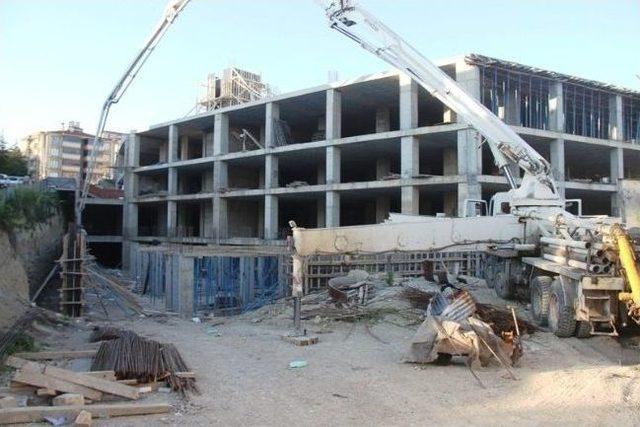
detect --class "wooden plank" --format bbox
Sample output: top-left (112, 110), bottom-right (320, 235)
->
top-left (0, 403), bottom-right (171, 424)
top-left (12, 350), bottom-right (96, 360)
top-left (83, 371), bottom-right (116, 381)
top-left (5, 357), bottom-right (138, 400)
top-left (11, 370), bottom-right (102, 401)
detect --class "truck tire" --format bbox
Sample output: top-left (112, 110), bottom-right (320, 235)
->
top-left (548, 279), bottom-right (576, 338)
top-left (575, 321), bottom-right (592, 338)
top-left (494, 271), bottom-right (513, 299)
top-left (531, 276), bottom-right (552, 326)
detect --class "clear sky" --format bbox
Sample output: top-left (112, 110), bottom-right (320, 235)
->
top-left (1, 0), bottom-right (639, 145)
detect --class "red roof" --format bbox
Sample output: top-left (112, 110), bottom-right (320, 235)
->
top-left (88, 185), bottom-right (123, 199)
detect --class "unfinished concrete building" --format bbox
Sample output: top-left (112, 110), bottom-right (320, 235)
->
top-left (122, 54), bottom-right (640, 316)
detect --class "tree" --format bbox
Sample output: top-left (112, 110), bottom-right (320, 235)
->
top-left (0, 135), bottom-right (28, 176)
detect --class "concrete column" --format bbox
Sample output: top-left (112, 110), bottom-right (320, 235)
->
top-left (265, 154), bottom-right (278, 188)
top-left (168, 124), bottom-right (178, 162)
top-left (401, 135), bottom-right (419, 215)
top-left (610, 147), bottom-right (624, 183)
top-left (212, 154), bottom-right (228, 240)
top-left (326, 89), bottom-right (342, 139)
top-left (214, 114), bottom-right (229, 155)
top-left (375, 107), bottom-right (391, 133)
top-left (178, 255), bottom-right (194, 318)
top-left (265, 102), bottom-right (280, 148)
top-left (455, 60), bottom-right (481, 101)
top-left (168, 168), bottom-right (177, 195)
top-left (611, 147), bottom-right (624, 216)
top-left (212, 196), bottom-right (228, 240)
top-left (609, 95), bottom-right (623, 141)
top-left (326, 191), bottom-right (340, 227)
top-left (122, 132), bottom-right (140, 272)
top-left (550, 138), bottom-right (565, 198)
top-left (179, 135), bottom-right (189, 160)
top-left (264, 194), bottom-right (278, 239)
top-left (549, 82), bottom-right (564, 132)
top-left (457, 129), bottom-right (482, 216)
top-left (400, 74), bottom-right (418, 130)
top-left (326, 146), bottom-right (341, 184)
top-left (505, 86), bottom-right (521, 126)
top-left (167, 201), bottom-right (177, 238)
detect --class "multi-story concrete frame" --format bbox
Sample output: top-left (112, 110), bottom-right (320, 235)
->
top-left (123, 54), bottom-right (640, 268)
top-left (20, 122), bottom-right (124, 182)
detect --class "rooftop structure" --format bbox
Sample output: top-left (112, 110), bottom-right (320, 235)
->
top-left (197, 67), bottom-right (271, 112)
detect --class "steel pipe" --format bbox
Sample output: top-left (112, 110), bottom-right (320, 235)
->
top-left (541, 236), bottom-right (591, 249)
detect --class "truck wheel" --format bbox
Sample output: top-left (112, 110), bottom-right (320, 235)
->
top-left (494, 271), bottom-right (513, 299)
top-left (531, 276), bottom-right (552, 326)
top-left (575, 321), bottom-right (592, 338)
top-left (548, 279), bottom-right (576, 338)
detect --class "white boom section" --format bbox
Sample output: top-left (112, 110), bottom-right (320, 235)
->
top-left (318, 1), bottom-right (561, 207)
top-left (292, 216), bottom-right (526, 256)
top-left (76, 0), bottom-right (191, 222)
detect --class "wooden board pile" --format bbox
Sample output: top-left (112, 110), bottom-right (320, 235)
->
top-left (90, 327), bottom-right (198, 395)
top-left (0, 354), bottom-right (170, 425)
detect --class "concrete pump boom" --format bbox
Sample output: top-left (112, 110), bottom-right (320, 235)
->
top-left (317, 0), bottom-right (562, 209)
top-left (75, 0), bottom-right (191, 224)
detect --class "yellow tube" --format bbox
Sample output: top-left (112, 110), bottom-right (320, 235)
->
top-left (612, 225), bottom-right (640, 306)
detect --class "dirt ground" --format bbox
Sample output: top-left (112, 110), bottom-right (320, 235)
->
top-left (95, 312), bottom-right (640, 426)
top-left (8, 276), bottom-right (640, 426)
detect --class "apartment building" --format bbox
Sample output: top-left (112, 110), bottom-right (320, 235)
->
top-left (20, 122), bottom-right (124, 183)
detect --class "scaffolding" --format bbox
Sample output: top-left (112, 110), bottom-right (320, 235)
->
top-left (197, 67), bottom-right (271, 111)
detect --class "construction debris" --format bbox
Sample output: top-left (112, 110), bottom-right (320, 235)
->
top-left (405, 289), bottom-right (522, 371)
top-left (73, 409), bottom-right (92, 427)
top-left (90, 328), bottom-right (197, 395)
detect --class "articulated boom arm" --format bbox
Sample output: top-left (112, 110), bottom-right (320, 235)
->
top-left (76, 0), bottom-right (191, 220)
top-left (318, 1), bottom-right (559, 199)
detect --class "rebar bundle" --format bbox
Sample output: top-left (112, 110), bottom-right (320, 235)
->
top-left (90, 328), bottom-right (197, 395)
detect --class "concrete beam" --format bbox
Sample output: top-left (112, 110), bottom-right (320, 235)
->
top-left (264, 194), bottom-right (278, 240)
top-left (213, 114), bottom-right (229, 155)
top-left (326, 191), bottom-right (340, 227)
top-left (265, 102), bottom-right (280, 148)
top-left (399, 74), bottom-right (418, 130)
top-left (609, 95), bottom-right (623, 141)
top-left (549, 82), bottom-right (564, 132)
top-left (326, 89), bottom-right (341, 139)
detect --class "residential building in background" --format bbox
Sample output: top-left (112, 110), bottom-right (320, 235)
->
top-left (20, 121), bottom-right (125, 183)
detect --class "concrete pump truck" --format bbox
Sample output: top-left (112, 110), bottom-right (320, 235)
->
top-left (289, 0), bottom-right (640, 338)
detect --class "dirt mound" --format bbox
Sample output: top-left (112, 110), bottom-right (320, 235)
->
top-left (0, 230), bottom-right (30, 332)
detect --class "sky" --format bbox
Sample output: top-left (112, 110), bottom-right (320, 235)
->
top-left (1, 0), bottom-right (639, 146)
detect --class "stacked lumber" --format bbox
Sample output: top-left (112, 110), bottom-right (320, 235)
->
top-left (0, 355), bottom-right (173, 425)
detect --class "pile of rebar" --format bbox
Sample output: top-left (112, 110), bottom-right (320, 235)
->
top-left (540, 236), bottom-right (616, 274)
top-left (90, 327), bottom-right (197, 395)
